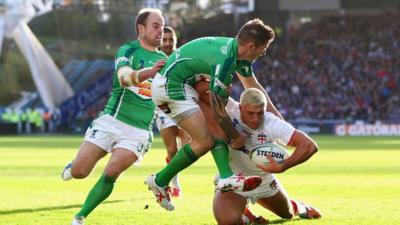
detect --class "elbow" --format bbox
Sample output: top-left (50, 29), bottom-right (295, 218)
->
top-left (298, 139), bottom-right (318, 157)
top-left (307, 141), bottom-right (318, 155)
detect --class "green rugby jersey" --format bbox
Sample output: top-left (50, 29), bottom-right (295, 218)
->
top-left (103, 40), bottom-right (167, 130)
top-left (159, 37), bottom-right (253, 100)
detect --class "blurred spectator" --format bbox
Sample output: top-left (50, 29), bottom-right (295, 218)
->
top-left (43, 109), bottom-right (52, 133)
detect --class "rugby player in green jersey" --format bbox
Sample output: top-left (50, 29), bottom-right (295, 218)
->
top-left (61, 8), bottom-right (166, 225)
top-left (146, 19), bottom-right (283, 211)
top-left (155, 26), bottom-right (190, 197)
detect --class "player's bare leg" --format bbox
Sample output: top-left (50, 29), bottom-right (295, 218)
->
top-left (213, 190), bottom-right (267, 225)
top-left (73, 148), bottom-right (138, 223)
top-left (62, 141), bottom-right (107, 180)
top-left (257, 189), bottom-right (321, 219)
top-left (146, 101), bottom-right (261, 211)
top-left (146, 111), bottom-right (213, 211)
top-left (177, 127), bottom-right (191, 148)
top-left (160, 126), bottom-right (179, 160)
top-left (198, 99), bottom-right (227, 140)
top-left (178, 110), bottom-right (215, 155)
top-left (103, 148), bottom-right (138, 178)
top-left (176, 111), bottom-right (262, 193)
top-left (242, 207), bottom-right (268, 224)
top-left (257, 189), bottom-right (295, 219)
top-left (213, 191), bottom-right (247, 225)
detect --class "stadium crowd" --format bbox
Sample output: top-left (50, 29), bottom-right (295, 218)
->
top-left (0, 107), bottom-right (61, 133)
top-left (249, 12), bottom-right (400, 122)
top-left (62, 12), bottom-right (400, 132)
top-left (3, 12), bottom-right (399, 133)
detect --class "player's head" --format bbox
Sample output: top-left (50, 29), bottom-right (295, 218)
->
top-left (239, 88), bottom-right (267, 129)
top-left (237, 19), bottom-right (275, 62)
top-left (135, 8), bottom-right (164, 47)
top-left (160, 26), bottom-right (177, 56)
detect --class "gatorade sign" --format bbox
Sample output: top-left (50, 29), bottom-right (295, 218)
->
top-left (335, 123), bottom-right (400, 136)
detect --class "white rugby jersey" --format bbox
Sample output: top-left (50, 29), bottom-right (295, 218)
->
top-left (226, 98), bottom-right (296, 177)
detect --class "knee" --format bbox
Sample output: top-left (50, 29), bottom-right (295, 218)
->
top-left (166, 143), bottom-right (178, 155)
top-left (71, 166), bottom-right (90, 179)
top-left (104, 164), bottom-right (124, 179)
top-left (279, 211), bottom-right (295, 220)
top-left (216, 214), bottom-right (242, 225)
top-left (191, 137), bottom-right (214, 154)
top-left (203, 137), bottom-right (215, 150)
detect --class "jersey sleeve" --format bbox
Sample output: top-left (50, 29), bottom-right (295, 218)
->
top-left (236, 60), bottom-right (253, 77)
top-left (210, 57), bottom-right (235, 98)
top-left (267, 114), bottom-right (296, 145)
top-left (114, 44), bottom-right (134, 71)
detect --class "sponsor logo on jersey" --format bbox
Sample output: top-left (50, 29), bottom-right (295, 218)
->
top-left (127, 81), bottom-right (152, 98)
top-left (256, 149), bottom-right (285, 160)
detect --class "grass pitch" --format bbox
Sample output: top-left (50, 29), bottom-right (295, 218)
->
top-left (0, 135), bottom-right (399, 225)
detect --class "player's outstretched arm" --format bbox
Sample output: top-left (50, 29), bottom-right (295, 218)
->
top-left (257, 130), bottom-right (318, 173)
top-left (237, 73), bottom-right (283, 120)
top-left (117, 59), bottom-right (166, 87)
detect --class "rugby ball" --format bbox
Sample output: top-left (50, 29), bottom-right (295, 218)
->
top-left (249, 143), bottom-right (290, 166)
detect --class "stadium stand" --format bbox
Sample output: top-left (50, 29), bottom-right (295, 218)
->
top-left (0, 58), bottom-right (113, 133)
top-left (2, 12), bottom-right (399, 133)
top-left (247, 12), bottom-right (400, 122)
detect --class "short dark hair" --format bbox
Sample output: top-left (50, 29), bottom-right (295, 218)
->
top-left (163, 26), bottom-right (177, 39)
top-left (237, 18), bottom-right (275, 47)
top-left (135, 8), bottom-right (162, 34)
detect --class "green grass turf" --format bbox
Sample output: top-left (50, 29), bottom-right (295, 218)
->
top-left (0, 135), bottom-right (399, 225)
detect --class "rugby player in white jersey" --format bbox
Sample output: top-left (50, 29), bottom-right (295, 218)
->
top-left (197, 86), bottom-right (321, 224)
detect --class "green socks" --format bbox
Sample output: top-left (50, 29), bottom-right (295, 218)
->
top-left (155, 144), bottom-right (198, 187)
top-left (155, 140), bottom-right (233, 186)
top-left (211, 139), bottom-right (233, 179)
top-left (75, 174), bottom-right (116, 218)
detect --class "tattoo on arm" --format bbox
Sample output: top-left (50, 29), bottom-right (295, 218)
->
top-left (211, 92), bottom-right (240, 140)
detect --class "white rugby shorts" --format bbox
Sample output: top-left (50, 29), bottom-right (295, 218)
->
top-left (151, 73), bottom-right (200, 122)
top-left (215, 174), bottom-right (282, 204)
top-left (84, 114), bottom-right (152, 162)
top-left (155, 108), bottom-right (177, 130)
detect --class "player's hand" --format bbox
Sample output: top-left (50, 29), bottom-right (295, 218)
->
top-left (151, 60), bottom-right (166, 73)
top-left (230, 133), bottom-right (247, 149)
top-left (256, 155), bottom-right (286, 173)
